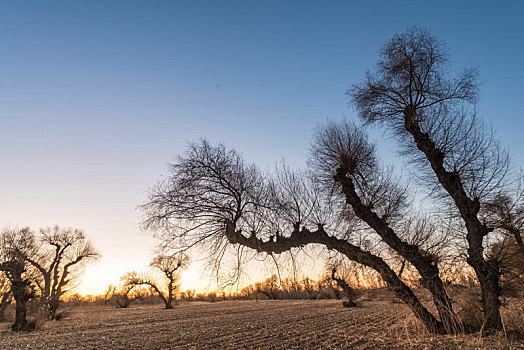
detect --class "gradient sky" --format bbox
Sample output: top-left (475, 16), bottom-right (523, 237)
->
top-left (1, 1), bottom-right (523, 295)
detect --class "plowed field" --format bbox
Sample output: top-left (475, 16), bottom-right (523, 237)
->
top-left (0, 300), bottom-right (522, 349)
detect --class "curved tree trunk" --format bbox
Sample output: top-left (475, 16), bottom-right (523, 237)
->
top-left (334, 168), bottom-right (458, 332)
top-left (225, 221), bottom-right (446, 334)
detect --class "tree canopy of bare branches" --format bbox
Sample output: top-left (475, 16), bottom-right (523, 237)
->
top-left (349, 26), bottom-right (516, 331)
top-left (142, 134), bottom-right (461, 333)
top-left (0, 228), bottom-right (37, 331)
top-left (122, 253), bottom-right (189, 309)
top-left (142, 28), bottom-right (520, 334)
top-left (1, 226), bottom-right (99, 325)
top-left (25, 226), bottom-right (100, 320)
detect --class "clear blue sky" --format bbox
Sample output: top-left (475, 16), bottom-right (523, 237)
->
top-left (0, 1), bottom-right (522, 294)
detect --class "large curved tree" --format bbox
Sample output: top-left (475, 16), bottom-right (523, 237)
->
top-left (142, 28), bottom-right (519, 334)
top-left (350, 27), bottom-right (514, 331)
top-left (142, 134), bottom-right (460, 334)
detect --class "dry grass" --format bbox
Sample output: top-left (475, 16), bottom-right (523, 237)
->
top-left (0, 299), bottom-right (523, 349)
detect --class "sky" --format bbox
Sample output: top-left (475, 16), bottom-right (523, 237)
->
top-left (0, 1), bottom-right (523, 295)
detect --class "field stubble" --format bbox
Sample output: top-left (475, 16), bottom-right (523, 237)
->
top-left (0, 299), bottom-right (523, 349)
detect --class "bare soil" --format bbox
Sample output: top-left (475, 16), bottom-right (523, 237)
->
top-left (0, 300), bottom-right (522, 349)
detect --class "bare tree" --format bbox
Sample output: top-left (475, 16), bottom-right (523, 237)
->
top-left (150, 253), bottom-right (189, 308)
top-left (483, 192), bottom-right (524, 256)
top-left (255, 274), bottom-right (280, 300)
top-left (330, 266), bottom-right (357, 307)
top-left (123, 253), bottom-right (189, 309)
top-left (0, 228), bottom-right (36, 331)
top-left (311, 120), bottom-right (458, 332)
top-left (349, 27), bottom-right (515, 331)
top-left (113, 280), bottom-right (142, 308)
top-left (102, 285), bottom-right (117, 305)
top-left (182, 289), bottom-right (196, 301)
top-left (142, 28), bottom-right (521, 333)
top-left (16, 226), bottom-right (100, 320)
top-left (142, 138), bottom-right (459, 334)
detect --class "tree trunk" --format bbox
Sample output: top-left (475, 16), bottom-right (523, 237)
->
top-left (48, 297), bottom-right (60, 320)
top-left (335, 168), bottom-right (458, 332)
top-left (9, 263), bottom-right (34, 331)
top-left (13, 293), bottom-right (29, 331)
top-left (331, 268), bottom-right (356, 307)
top-left (403, 107), bottom-right (502, 331)
top-left (166, 283), bottom-right (174, 309)
top-left (225, 221), bottom-right (446, 334)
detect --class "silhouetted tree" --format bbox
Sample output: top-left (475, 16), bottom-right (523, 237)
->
top-left (122, 253), bottom-right (189, 309)
top-left (103, 285), bottom-right (117, 305)
top-left (300, 277), bottom-right (317, 298)
top-left (0, 228), bottom-right (36, 331)
top-left (350, 27), bottom-right (515, 331)
top-left (142, 28), bottom-right (520, 334)
top-left (17, 226), bottom-right (100, 320)
top-left (181, 289), bottom-right (196, 301)
top-left (311, 120), bottom-right (457, 332)
top-left (256, 274), bottom-right (280, 300)
top-left (331, 267), bottom-right (357, 307)
top-left (142, 138), bottom-right (454, 333)
top-left (113, 282), bottom-right (141, 308)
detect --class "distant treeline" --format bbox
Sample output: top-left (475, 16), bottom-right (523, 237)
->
top-left (189, 275), bottom-right (351, 302)
top-left (64, 274), bottom-right (366, 306)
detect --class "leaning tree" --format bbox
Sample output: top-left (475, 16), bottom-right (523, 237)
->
top-left (142, 28), bottom-right (519, 334)
top-left (142, 135), bottom-right (461, 333)
top-left (349, 27), bottom-right (517, 330)
top-left (330, 266), bottom-right (357, 307)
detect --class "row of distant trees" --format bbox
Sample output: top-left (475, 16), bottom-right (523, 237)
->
top-left (235, 269), bottom-right (358, 303)
top-left (98, 261), bottom-right (358, 307)
top-left (83, 265), bottom-right (360, 306)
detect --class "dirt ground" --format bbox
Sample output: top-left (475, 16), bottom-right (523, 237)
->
top-left (0, 300), bottom-right (522, 349)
